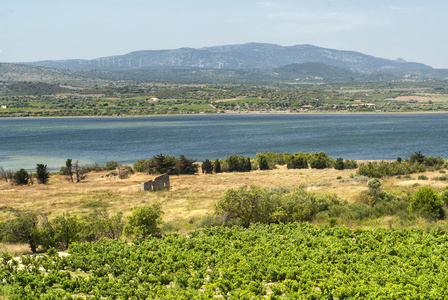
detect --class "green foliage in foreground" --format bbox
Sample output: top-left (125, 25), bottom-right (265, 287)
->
top-left (409, 186), bottom-right (445, 219)
top-left (124, 204), bottom-right (163, 237)
top-left (3, 223), bottom-right (448, 299)
top-left (215, 185), bottom-right (420, 227)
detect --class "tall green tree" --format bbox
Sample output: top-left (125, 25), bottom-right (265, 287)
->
top-left (151, 153), bottom-right (179, 175)
top-left (36, 163), bottom-right (50, 184)
top-left (52, 213), bottom-right (84, 249)
top-left (202, 159), bottom-right (213, 174)
top-left (177, 155), bottom-right (199, 175)
top-left (214, 159), bottom-right (221, 173)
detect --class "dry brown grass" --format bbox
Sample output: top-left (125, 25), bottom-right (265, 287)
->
top-left (0, 166), bottom-right (446, 226)
top-left (1, 166), bottom-right (447, 256)
top-left (0, 243), bottom-right (32, 256)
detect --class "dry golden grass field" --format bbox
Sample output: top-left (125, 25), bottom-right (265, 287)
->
top-left (1, 164), bottom-right (447, 255)
top-left (1, 165), bottom-right (446, 223)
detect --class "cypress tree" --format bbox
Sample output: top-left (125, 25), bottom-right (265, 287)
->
top-left (214, 159), bottom-right (221, 173)
top-left (202, 159), bottom-right (213, 174)
top-left (36, 163), bottom-right (50, 184)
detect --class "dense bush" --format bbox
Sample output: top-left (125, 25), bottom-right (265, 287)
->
top-left (286, 153), bottom-right (309, 169)
top-left (13, 168), bottom-right (29, 185)
top-left (357, 161), bottom-right (415, 178)
top-left (334, 158), bottom-right (345, 170)
top-left (343, 159), bottom-right (358, 169)
top-left (2, 210), bottom-right (41, 253)
top-left (309, 152), bottom-right (334, 169)
top-left (105, 160), bottom-right (120, 170)
top-left (255, 152), bottom-right (285, 169)
top-left (409, 187), bottom-right (445, 220)
top-left (0, 208), bottom-right (127, 251)
top-left (133, 159), bottom-right (149, 173)
top-left (124, 204), bottom-right (163, 237)
top-left (257, 154), bottom-right (270, 170)
top-left (215, 185), bottom-right (412, 227)
top-left (358, 152), bottom-right (446, 178)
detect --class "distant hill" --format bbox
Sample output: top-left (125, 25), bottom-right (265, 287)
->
top-left (0, 63), bottom-right (102, 86)
top-left (25, 43), bottom-right (432, 73)
top-left (272, 62), bottom-right (360, 82)
top-left (0, 63), bottom-right (75, 82)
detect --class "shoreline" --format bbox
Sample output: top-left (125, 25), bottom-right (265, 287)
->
top-left (1, 110), bottom-right (448, 120)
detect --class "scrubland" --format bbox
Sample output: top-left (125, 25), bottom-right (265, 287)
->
top-left (1, 163), bottom-right (446, 246)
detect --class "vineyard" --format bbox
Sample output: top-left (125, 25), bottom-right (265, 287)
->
top-left (2, 223), bottom-right (448, 299)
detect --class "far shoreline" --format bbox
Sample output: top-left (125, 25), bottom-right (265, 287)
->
top-left (1, 110), bottom-right (448, 120)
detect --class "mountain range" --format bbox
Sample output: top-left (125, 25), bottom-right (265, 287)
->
top-left (25, 43), bottom-right (431, 73)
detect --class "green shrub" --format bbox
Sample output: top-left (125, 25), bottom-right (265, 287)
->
top-left (344, 159), bottom-right (358, 169)
top-left (334, 158), bottom-right (344, 170)
top-left (409, 187), bottom-right (444, 220)
top-left (133, 159), bottom-right (149, 173)
top-left (124, 203), bottom-right (163, 237)
top-left (255, 152), bottom-right (285, 169)
top-left (2, 210), bottom-right (41, 253)
top-left (418, 175), bottom-right (428, 180)
top-left (13, 169), bottom-right (29, 185)
top-left (309, 152), bottom-right (333, 169)
top-left (105, 160), bottom-right (119, 170)
top-left (286, 154), bottom-right (308, 169)
top-left (433, 174), bottom-right (448, 181)
top-left (51, 213), bottom-right (85, 249)
top-left (439, 189), bottom-right (448, 206)
top-left (257, 154), bottom-right (270, 170)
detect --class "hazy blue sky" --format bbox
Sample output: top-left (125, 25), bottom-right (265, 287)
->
top-left (1, 0), bottom-right (447, 68)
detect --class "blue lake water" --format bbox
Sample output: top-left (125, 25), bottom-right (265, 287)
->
top-left (0, 113), bottom-right (447, 170)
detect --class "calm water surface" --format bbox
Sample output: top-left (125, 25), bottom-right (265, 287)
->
top-left (0, 113), bottom-right (447, 170)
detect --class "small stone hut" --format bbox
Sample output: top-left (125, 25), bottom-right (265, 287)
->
top-left (137, 174), bottom-right (170, 191)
